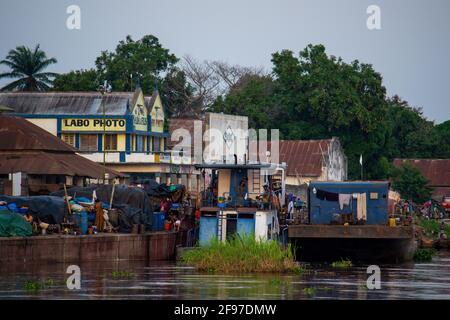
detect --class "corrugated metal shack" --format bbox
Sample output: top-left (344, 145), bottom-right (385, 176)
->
top-left (308, 181), bottom-right (389, 225)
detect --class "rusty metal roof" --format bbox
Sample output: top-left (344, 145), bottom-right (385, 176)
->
top-left (0, 151), bottom-right (122, 178)
top-left (0, 116), bottom-right (122, 178)
top-left (0, 116), bottom-right (76, 152)
top-left (393, 159), bottom-right (450, 186)
top-left (278, 139), bottom-right (333, 177)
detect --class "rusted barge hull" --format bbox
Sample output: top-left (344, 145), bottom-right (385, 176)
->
top-left (0, 232), bottom-right (179, 264)
top-left (288, 225), bottom-right (417, 263)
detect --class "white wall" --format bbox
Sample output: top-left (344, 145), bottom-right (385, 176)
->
top-left (204, 113), bottom-right (248, 164)
top-left (26, 118), bottom-right (57, 135)
top-left (326, 138), bottom-right (348, 181)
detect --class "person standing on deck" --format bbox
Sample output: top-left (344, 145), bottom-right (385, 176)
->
top-left (94, 199), bottom-right (105, 232)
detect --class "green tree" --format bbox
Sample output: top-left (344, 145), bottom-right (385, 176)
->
top-left (53, 69), bottom-right (99, 91)
top-left (391, 162), bottom-right (433, 203)
top-left (160, 67), bottom-right (197, 118)
top-left (215, 44), bottom-right (390, 179)
top-left (433, 120), bottom-right (450, 158)
top-left (95, 35), bottom-right (178, 93)
top-left (0, 45), bottom-right (58, 91)
top-left (54, 35), bottom-right (195, 116)
top-left (211, 74), bottom-right (276, 129)
top-left (384, 96), bottom-right (439, 159)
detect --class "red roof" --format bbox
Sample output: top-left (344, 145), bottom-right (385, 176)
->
top-left (0, 116), bottom-right (122, 178)
top-left (393, 159), bottom-right (450, 186)
top-left (0, 116), bottom-right (76, 152)
top-left (278, 139), bottom-right (333, 177)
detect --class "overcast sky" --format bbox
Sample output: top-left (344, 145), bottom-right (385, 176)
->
top-left (0, 0), bottom-right (449, 123)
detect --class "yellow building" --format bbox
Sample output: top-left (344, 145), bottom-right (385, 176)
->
top-left (0, 87), bottom-right (193, 184)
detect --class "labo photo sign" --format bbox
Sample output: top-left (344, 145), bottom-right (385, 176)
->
top-left (62, 118), bottom-right (126, 132)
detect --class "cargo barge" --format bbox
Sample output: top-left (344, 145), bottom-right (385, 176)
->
top-left (288, 181), bottom-right (417, 263)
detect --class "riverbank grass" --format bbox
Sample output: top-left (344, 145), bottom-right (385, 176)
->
top-left (414, 248), bottom-right (437, 262)
top-left (417, 218), bottom-right (450, 239)
top-left (181, 235), bottom-right (302, 273)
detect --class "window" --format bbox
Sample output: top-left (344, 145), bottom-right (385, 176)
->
top-left (130, 134), bottom-right (135, 151)
top-left (62, 134), bottom-right (75, 147)
top-left (136, 135), bottom-right (144, 152)
top-left (104, 134), bottom-right (117, 151)
top-left (80, 134), bottom-right (98, 151)
top-left (153, 137), bottom-right (160, 152)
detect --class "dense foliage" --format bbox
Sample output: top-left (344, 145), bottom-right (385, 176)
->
top-left (53, 69), bottom-right (99, 91)
top-left (391, 163), bottom-right (433, 202)
top-left (212, 44), bottom-right (449, 179)
top-left (181, 235), bottom-right (302, 273)
top-left (53, 35), bottom-right (192, 118)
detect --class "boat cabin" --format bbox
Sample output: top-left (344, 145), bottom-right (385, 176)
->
top-left (195, 163), bottom-right (286, 245)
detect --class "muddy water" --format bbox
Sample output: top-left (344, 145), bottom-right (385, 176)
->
top-left (0, 251), bottom-right (449, 300)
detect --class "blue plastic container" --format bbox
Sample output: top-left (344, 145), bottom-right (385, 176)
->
top-left (72, 213), bottom-right (81, 227)
top-left (152, 212), bottom-right (165, 231)
top-left (80, 211), bottom-right (88, 235)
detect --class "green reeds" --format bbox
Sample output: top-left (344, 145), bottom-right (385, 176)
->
top-left (331, 258), bottom-right (353, 268)
top-left (414, 248), bottom-right (437, 262)
top-left (181, 234), bottom-right (302, 273)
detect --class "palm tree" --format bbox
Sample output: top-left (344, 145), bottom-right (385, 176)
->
top-left (0, 45), bottom-right (58, 91)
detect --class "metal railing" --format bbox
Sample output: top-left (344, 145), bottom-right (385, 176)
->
top-left (185, 226), bottom-right (199, 247)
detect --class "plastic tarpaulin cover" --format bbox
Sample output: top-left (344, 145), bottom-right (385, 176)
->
top-left (0, 195), bottom-right (67, 224)
top-left (0, 208), bottom-right (32, 237)
top-left (51, 185), bottom-right (154, 232)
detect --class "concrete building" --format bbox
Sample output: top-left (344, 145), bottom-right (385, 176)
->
top-left (168, 113), bottom-right (251, 195)
top-left (393, 159), bottom-right (450, 200)
top-left (277, 138), bottom-right (348, 198)
top-left (0, 87), bottom-right (188, 184)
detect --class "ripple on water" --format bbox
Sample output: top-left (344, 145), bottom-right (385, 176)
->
top-left (0, 251), bottom-right (449, 299)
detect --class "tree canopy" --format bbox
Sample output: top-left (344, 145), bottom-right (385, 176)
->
top-left (212, 44), bottom-right (449, 180)
top-left (391, 163), bottom-right (433, 203)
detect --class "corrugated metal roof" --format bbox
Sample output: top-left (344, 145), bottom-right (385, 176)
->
top-left (278, 139), bottom-right (333, 177)
top-left (0, 151), bottom-right (121, 178)
top-left (393, 159), bottom-right (450, 186)
top-left (0, 116), bottom-right (75, 152)
top-left (0, 116), bottom-right (122, 178)
top-left (0, 90), bottom-right (157, 115)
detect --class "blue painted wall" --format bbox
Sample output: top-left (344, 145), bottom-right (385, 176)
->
top-left (237, 214), bottom-right (255, 236)
top-left (308, 181), bottom-right (389, 225)
top-left (199, 215), bottom-right (218, 246)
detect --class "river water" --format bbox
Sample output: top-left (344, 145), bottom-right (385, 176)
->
top-left (0, 251), bottom-right (449, 300)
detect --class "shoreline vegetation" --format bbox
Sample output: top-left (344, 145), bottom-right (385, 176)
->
top-left (417, 217), bottom-right (450, 239)
top-left (180, 235), bottom-right (303, 274)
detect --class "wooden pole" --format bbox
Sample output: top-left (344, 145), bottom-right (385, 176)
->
top-left (109, 181), bottom-right (116, 210)
top-left (64, 183), bottom-right (72, 215)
